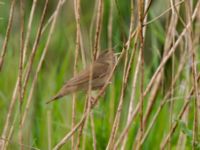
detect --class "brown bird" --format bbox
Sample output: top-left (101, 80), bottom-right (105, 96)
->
top-left (46, 50), bottom-right (115, 104)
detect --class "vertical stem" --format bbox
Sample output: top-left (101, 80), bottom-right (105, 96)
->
top-left (0, 0), bottom-right (16, 71)
top-left (137, 0), bottom-right (144, 149)
top-left (72, 0), bottom-right (81, 148)
top-left (19, 0), bottom-right (25, 149)
top-left (93, 0), bottom-right (103, 60)
top-left (47, 110), bottom-right (52, 150)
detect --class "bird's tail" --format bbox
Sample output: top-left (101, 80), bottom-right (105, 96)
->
top-left (46, 94), bottom-right (62, 104)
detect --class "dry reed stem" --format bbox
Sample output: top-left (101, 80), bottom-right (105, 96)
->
top-left (22, 0), bottom-right (49, 100)
top-left (108, 0), bottom-right (114, 126)
top-left (120, 38), bottom-right (139, 150)
top-left (18, 0), bottom-right (25, 149)
top-left (47, 110), bottom-right (52, 150)
top-left (75, 62), bottom-right (95, 149)
top-left (82, 54), bottom-right (95, 150)
top-left (135, 0), bottom-right (145, 148)
top-left (160, 73), bottom-right (200, 149)
top-left (76, 0), bottom-right (103, 148)
top-left (121, 0), bottom-right (151, 147)
top-left (114, 1), bottom-right (200, 148)
top-left (106, 49), bottom-right (129, 150)
top-left (108, 0), bottom-right (114, 50)
top-left (22, 0), bottom-right (38, 65)
top-left (2, 1), bottom-right (38, 146)
top-left (114, 98), bottom-right (140, 149)
top-left (0, 83), bottom-right (18, 149)
top-left (143, 0), bottom-right (200, 98)
top-left (4, 109), bottom-right (19, 149)
top-left (106, 23), bottom-right (139, 150)
top-left (0, 0), bottom-right (16, 71)
top-left (20, 0), bottom-right (49, 127)
top-left (121, 47), bottom-right (140, 150)
top-left (139, 51), bottom-right (188, 146)
top-left (21, 0), bottom-right (62, 128)
top-left (75, 97), bottom-right (88, 149)
top-left (89, 0), bottom-right (98, 52)
top-left (185, 0), bottom-right (199, 147)
top-left (1, 0), bottom-right (49, 148)
top-left (72, 0), bottom-right (81, 148)
top-left (144, 0), bottom-right (184, 25)
top-left (54, 112), bottom-right (89, 150)
top-left (90, 112), bottom-right (97, 150)
top-left (143, 0), bottom-right (180, 133)
top-left (41, 0), bottom-right (66, 35)
top-left (0, 137), bottom-right (40, 150)
top-left (93, 0), bottom-right (103, 60)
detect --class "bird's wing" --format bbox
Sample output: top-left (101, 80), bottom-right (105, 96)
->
top-left (65, 62), bottom-right (109, 87)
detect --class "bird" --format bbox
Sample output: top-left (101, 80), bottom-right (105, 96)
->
top-left (46, 50), bottom-right (116, 104)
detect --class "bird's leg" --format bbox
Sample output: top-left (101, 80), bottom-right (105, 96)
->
top-left (90, 96), bottom-right (96, 106)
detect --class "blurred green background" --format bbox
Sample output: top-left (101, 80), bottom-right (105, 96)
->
top-left (0, 0), bottom-right (200, 149)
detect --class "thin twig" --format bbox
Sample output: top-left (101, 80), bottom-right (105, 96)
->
top-left (21, 0), bottom-right (62, 129)
top-left (143, 1), bottom-right (200, 98)
top-left (144, 0), bottom-right (184, 25)
top-left (93, 0), bottom-right (103, 60)
top-left (0, 0), bottom-right (16, 71)
top-left (22, 0), bottom-right (38, 65)
top-left (72, 0), bottom-right (81, 148)
top-left (47, 110), bottom-right (52, 150)
top-left (160, 74), bottom-right (200, 149)
top-left (18, 0), bottom-right (25, 149)
top-left (22, 0), bottom-right (49, 99)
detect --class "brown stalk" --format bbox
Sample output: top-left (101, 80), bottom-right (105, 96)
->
top-left (106, 49), bottom-right (129, 150)
top-left (0, 0), bottom-right (16, 71)
top-left (72, 0), bottom-right (81, 148)
top-left (0, 1), bottom-right (40, 147)
top-left (75, 96), bottom-right (89, 150)
top-left (3, 0), bottom-right (48, 147)
top-left (143, 0), bottom-right (200, 98)
top-left (21, 0), bottom-right (62, 129)
top-left (80, 54), bottom-right (95, 150)
top-left (89, 0), bottom-right (98, 52)
top-left (135, 0), bottom-right (145, 149)
top-left (139, 50), bottom-right (188, 146)
top-left (143, 0), bottom-right (180, 134)
top-left (160, 74), bottom-right (200, 149)
top-left (108, 0), bottom-right (114, 125)
top-left (166, 3), bottom-right (175, 147)
top-left (185, 0), bottom-right (200, 147)
top-left (114, 1), bottom-right (200, 148)
top-left (18, 0), bottom-right (25, 149)
top-left (121, 45), bottom-right (140, 150)
top-left (21, 0), bottom-right (49, 100)
top-left (0, 137), bottom-right (40, 150)
top-left (121, 0), bottom-right (151, 148)
top-left (47, 110), bottom-right (52, 150)
top-left (41, 0), bottom-right (66, 35)
top-left (144, 0), bottom-right (184, 25)
top-left (76, 1), bottom-right (103, 148)
top-left (22, 0), bottom-right (38, 65)
top-left (90, 112), bottom-right (97, 150)
top-left (93, 0), bottom-right (103, 60)
top-left (106, 23), bottom-right (139, 150)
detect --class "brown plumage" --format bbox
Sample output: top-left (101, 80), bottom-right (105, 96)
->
top-left (46, 50), bottom-right (115, 104)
